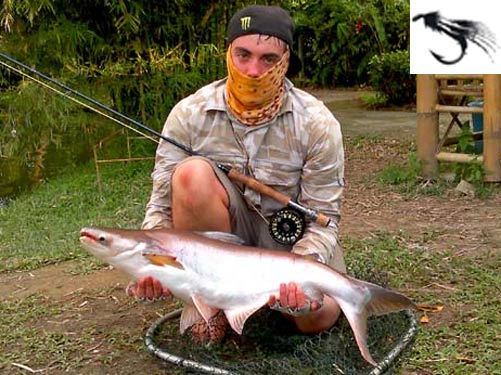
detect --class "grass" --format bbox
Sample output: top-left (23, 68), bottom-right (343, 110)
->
top-left (1, 157), bottom-right (500, 374)
top-left (0, 160), bottom-right (153, 272)
top-left (362, 128), bottom-right (498, 199)
top-left (0, 293), bottom-right (94, 371)
top-left (376, 150), bottom-right (498, 199)
top-left (0, 288), bottom-right (152, 373)
top-left (343, 232), bottom-right (501, 374)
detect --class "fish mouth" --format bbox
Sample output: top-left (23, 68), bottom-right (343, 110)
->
top-left (80, 228), bottom-right (100, 243)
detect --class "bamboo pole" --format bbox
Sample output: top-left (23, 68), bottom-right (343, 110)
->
top-left (435, 104), bottom-right (483, 114)
top-left (439, 89), bottom-right (483, 97)
top-left (96, 157), bottom-right (155, 163)
top-left (434, 74), bottom-right (483, 80)
top-left (482, 75), bottom-right (501, 182)
top-left (417, 75), bottom-right (439, 179)
top-left (436, 152), bottom-right (483, 164)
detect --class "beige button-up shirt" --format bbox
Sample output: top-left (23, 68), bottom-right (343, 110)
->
top-left (143, 78), bottom-right (344, 265)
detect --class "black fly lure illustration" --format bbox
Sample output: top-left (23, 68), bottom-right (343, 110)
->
top-left (412, 11), bottom-right (497, 65)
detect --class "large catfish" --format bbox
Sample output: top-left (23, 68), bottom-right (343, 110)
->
top-left (79, 227), bottom-right (415, 366)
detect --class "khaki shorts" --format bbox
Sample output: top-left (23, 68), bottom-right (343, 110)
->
top-left (177, 156), bottom-right (346, 272)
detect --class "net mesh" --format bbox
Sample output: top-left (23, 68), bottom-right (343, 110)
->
top-left (146, 259), bottom-right (417, 375)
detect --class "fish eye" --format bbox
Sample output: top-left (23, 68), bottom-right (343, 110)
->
top-left (99, 236), bottom-right (106, 243)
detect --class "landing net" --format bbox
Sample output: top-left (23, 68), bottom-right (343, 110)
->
top-left (144, 262), bottom-right (418, 375)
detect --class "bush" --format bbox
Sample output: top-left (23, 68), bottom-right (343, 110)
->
top-left (368, 50), bottom-right (415, 106)
top-left (289, 0), bottom-right (410, 87)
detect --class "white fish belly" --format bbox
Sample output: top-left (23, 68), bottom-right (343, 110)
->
top-left (175, 247), bottom-right (327, 310)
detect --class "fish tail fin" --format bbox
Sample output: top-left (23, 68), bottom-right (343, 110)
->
top-left (332, 280), bottom-right (416, 366)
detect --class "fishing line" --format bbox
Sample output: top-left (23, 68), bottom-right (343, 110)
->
top-left (0, 61), bottom-right (158, 143)
top-left (0, 52), bottom-right (194, 153)
top-left (0, 52), bottom-right (330, 244)
top-left (0, 58), bottom-right (159, 144)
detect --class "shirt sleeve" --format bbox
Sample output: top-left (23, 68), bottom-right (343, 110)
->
top-left (142, 103), bottom-right (191, 230)
top-left (291, 105), bottom-right (344, 266)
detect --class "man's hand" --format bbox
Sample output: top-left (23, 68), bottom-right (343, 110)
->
top-left (126, 276), bottom-right (171, 303)
top-left (268, 282), bottom-right (322, 317)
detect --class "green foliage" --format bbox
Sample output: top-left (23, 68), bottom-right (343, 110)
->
top-left (0, 0), bottom-right (414, 194)
top-left (360, 92), bottom-right (389, 107)
top-left (452, 122), bottom-right (488, 196)
top-left (0, 0), bottom-right (237, 185)
top-left (377, 151), bottom-right (420, 186)
top-left (0, 0), bottom-right (55, 31)
top-left (375, 130), bottom-right (492, 198)
top-left (376, 151), bottom-right (447, 196)
top-left (368, 50), bottom-right (415, 106)
top-left (290, 0), bottom-right (409, 86)
top-left (1, 81), bottom-right (75, 159)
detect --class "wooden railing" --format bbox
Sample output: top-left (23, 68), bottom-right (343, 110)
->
top-left (416, 74), bottom-right (501, 182)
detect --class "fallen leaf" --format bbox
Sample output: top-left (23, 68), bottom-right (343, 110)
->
top-left (417, 304), bottom-right (444, 312)
top-left (420, 313), bottom-right (429, 324)
top-left (456, 356), bottom-right (476, 364)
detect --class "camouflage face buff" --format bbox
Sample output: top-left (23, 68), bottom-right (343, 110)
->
top-left (225, 46), bottom-right (289, 126)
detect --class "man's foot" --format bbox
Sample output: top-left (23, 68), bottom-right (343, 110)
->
top-left (188, 311), bottom-right (229, 345)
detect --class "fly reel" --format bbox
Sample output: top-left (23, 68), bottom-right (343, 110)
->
top-left (269, 208), bottom-right (305, 245)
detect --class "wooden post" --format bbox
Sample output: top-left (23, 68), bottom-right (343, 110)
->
top-left (482, 75), bottom-right (501, 182)
top-left (417, 74), bottom-right (439, 179)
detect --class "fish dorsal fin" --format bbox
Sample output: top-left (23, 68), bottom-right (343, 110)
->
top-left (180, 304), bottom-right (203, 334)
top-left (195, 231), bottom-right (246, 245)
top-left (143, 253), bottom-right (184, 270)
top-left (224, 301), bottom-right (266, 334)
top-left (191, 294), bottom-right (220, 323)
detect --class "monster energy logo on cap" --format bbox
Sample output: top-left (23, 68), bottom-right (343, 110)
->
top-left (226, 5), bottom-right (294, 47)
top-left (240, 16), bottom-right (251, 30)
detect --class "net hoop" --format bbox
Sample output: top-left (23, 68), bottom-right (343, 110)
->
top-left (144, 308), bottom-right (418, 375)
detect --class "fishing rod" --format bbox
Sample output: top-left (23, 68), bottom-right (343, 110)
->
top-left (0, 52), bottom-right (331, 244)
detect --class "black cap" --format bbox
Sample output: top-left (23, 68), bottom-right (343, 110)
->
top-left (226, 5), bottom-right (301, 76)
top-left (227, 5), bottom-right (294, 47)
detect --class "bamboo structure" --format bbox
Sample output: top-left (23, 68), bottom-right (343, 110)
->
top-left (416, 74), bottom-right (501, 182)
top-left (416, 75), bottom-right (439, 179)
top-left (483, 75), bottom-right (501, 181)
top-left (93, 129), bottom-right (154, 190)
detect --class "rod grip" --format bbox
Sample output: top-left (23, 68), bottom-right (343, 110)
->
top-left (226, 167), bottom-right (290, 206)
top-left (315, 213), bottom-right (331, 227)
top-left (227, 167), bottom-right (331, 227)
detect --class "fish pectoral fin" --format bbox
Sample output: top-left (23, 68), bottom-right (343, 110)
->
top-left (180, 304), bottom-right (204, 334)
top-left (224, 302), bottom-right (265, 335)
top-left (191, 294), bottom-right (220, 323)
top-left (143, 253), bottom-right (184, 270)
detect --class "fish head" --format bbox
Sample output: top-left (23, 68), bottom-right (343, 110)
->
top-left (79, 227), bottom-right (148, 264)
top-left (80, 227), bottom-right (187, 289)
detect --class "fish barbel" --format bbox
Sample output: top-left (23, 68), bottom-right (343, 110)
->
top-left (79, 227), bottom-right (416, 366)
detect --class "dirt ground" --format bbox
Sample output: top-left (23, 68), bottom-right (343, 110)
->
top-left (1, 90), bottom-right (500, 374)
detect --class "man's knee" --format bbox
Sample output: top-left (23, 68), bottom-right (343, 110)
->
top-left (172, 159), bottom-right (214, 193)
top-left (172, 158), bottom-right (229, 208)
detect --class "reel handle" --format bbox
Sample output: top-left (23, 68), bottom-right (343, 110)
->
top-left (222, 166), bottom-right (331, 227)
